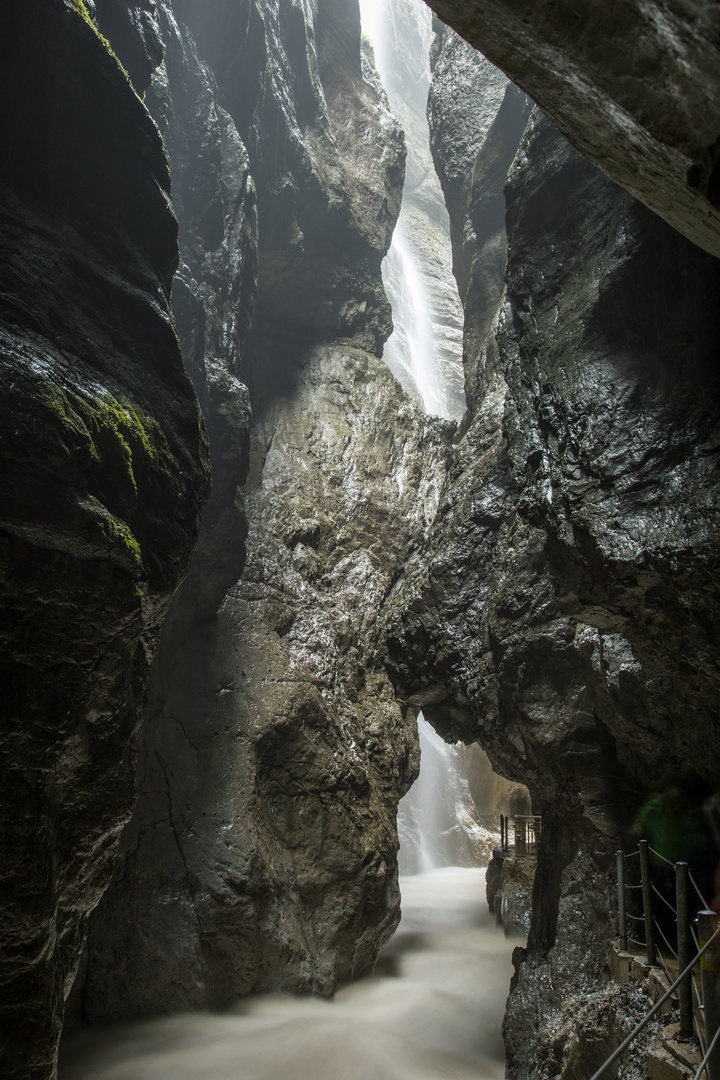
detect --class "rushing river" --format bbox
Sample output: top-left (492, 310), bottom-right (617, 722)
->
top-left (60, 868), bottom-right (511, 1080)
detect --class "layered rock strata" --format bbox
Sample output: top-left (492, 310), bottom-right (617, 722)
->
top-left (425, 0), bottom-right (720, 260)
top-left (385, 31), bottom-right (720, 1077)
top-left (0, 3), bottom-right (209, 1078)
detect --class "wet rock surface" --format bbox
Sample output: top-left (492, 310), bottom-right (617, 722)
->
top-left (75, 0), bottom-right (451, 1024)
top-left (486, 851), bottom-right (535, 938)
top-left (425, 0), bottom-right (720, 259)
top-left (427, 24), bottom-right (528, 416)
top-left (0, 3), bottom-right (209, 1078)
top-left (529, 982), bottom-right (661, 1080)
top-left (81, 344), bottom-right (450, 1017)
top-left (385, 72), bottom-right (720, 1077)
top-left (8, 3), bottom-right (720, 1077)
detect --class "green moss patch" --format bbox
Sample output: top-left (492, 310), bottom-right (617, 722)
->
top-left (84, 496), bottom-right (143, 569)
top-left (43, 383), bottom-right (172, 496)
top-left (69, 0), bottom-right (131, 84)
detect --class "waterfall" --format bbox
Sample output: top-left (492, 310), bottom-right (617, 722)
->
top-left (359, 0), bottom-right (478, 874)
top-left (359, 0), bottom-right (466, 423)
top-left (396, 715), bottom-right (486, 875)
top-left (382, 231), bottom-right (445, 417)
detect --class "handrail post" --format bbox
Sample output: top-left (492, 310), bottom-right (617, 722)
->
top-left (639, 840), bottom-right (656, 965)
top-left (500, 813), bottom-right (505, 850)
top-left (699, 910), bottom-right (720, 1080)
top-left (675, 862), bottom-right (692, 1038)
top-left (617, 851), bottom-right (627, 951)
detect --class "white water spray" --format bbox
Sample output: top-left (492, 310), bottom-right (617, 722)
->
top-left (60, 869), bottom-right (511, 1080)
top-left (359, 0), bottom-right (465, 422)
top-left (382, 234), bottom-right (445, 417)
top-left (397, 715), bottom-right (490, 875)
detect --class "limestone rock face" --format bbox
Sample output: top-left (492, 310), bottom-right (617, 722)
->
top-left (246, 0), bottom-right (405, 355)
top-left (77, 0), bottom-right (447, 1023)
top-left (424, 0), bottom-right (720, 259)
top-left (427, 24), bottom-right (509, 303)
top-left (384, 97), bottom-right (720, 1075)
top-left (427, 25), bottom-right (528, 415)
top-left (0, 3), bottom-right (209, 1078)
top-left (485, 851), bottom-right (535, 938)
top-left (82, 343), bottom-right (450, 1018)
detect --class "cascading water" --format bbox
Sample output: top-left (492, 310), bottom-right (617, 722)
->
top-left (381, 237), bottom-right (444, 417)
top-left (397, 715), bottom-right (490, 875)
top-left (359, 0), bottom-right (466, 422)
top-left (359, 0), bottom-right (485, 876)
top-left (60, 870), bottom-right (512, 1080)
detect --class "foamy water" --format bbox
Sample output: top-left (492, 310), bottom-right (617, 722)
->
top-left (60, 868), bottom-right (512, 1080)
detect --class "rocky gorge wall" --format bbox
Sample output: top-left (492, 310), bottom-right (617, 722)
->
top-left (4, 3), bottom-right (720, 1079)
top-left (0, 5), bottom-right (210, 1078)
top-left (72, 0), bottom-right (459, 1028)
top-left (385, 21), bottom-right (720, 1078)
top-left (423, 0), bottom-right (720, 261)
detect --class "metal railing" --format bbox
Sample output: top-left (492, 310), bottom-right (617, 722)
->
top-left (498, 813), bottom-right (542, 856)
top-left (589, 922), bottom-right (720, 1080)
top-left (604, 839), bottom-right (720, 1080)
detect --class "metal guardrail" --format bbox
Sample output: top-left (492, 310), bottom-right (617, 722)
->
top-left (606, 839), bottom-right (720, 1080)
top-left (589, 924), bottom-right (720, 1080)
top-left (498, 814), bottom-right (542, 856)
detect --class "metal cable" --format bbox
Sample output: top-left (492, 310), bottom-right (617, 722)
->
top-left (654, 942), bottom-right (674, 985)
top-left (694, 1017), bottom-right (720, 1080)
top-left (690, 970), bottom-right (707, 1055)
top-left (689, 872), bottom-right (710, 910)
top-left (627, 936), bottom-right (646, 947)
top-left (692, 970), bottom-right (704, 1007)
top-left (625, 850), bottom-right (641, 860)
top-left (588, 926), bottom-right (720, 1080)
top-left (694, 1006), bottom-right (707, 1058)
top-left (654, 919), bottom-right (679, 959)
top-left (651, 884), bottom-right (678, 915)
top-left (649, 846), bottom-right (675, 867)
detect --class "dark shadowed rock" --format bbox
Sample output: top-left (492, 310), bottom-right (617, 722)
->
top-left (427, 24), bottom-right (528, 414)
top-left (244, 0), bottom-right (406, 359)
top-left (384, 105), bottom-right (720, 1075)
top-left (0, 3), bottom-right (209, 1077)
top-left (424, 0), bottom-right (720, 259)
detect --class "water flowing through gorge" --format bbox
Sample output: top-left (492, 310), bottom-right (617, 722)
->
top-left (10, 0), bottom-right (719, 1075)
top-left (60, 870), bottom-right (511, 1080)
top-left (358, 0), bottom-right (483, 879)
top-left (56, 7), bottom-right (517, 1076)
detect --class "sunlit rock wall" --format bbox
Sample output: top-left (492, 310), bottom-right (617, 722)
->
top-left (0, 3), bottom-right (210, 1078)
top-left (77, 0), bottom-right (452, 1023)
